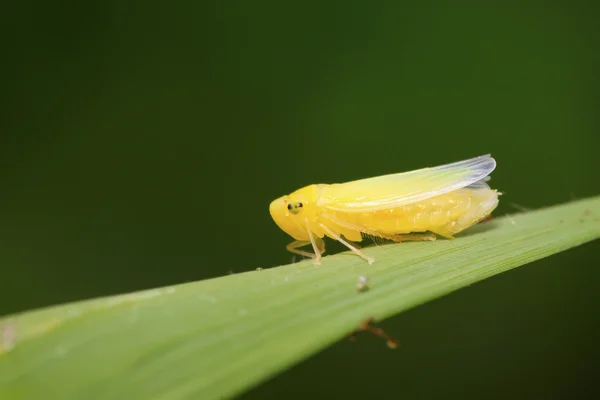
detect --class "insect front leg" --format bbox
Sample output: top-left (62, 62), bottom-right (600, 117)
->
top-left (318, 223), bottom-right (374, 265)
top-left (286, 238), bottom-right (325, 265)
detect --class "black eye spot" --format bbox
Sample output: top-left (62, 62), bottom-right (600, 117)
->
top-left (287, 201), bottom-right (302, 215)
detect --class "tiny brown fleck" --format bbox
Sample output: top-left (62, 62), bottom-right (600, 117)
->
top-left (348, 317), bottom-right (398, 349)
top-left (481, 214), bottom-right (493, 223)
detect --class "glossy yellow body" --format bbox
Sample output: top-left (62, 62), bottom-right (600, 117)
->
top-left (269, 154), bottom-right (500, 263)
top-left (326, 188), bottom-right (497, 240)
top-left (270, 184), bottom-right (498, 242)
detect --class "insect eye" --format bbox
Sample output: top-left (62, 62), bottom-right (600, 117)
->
top-left (287, 202), bottom-right (303, 215)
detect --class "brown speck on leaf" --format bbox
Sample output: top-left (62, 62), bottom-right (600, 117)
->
top-left (348, 317), bottom-right (398, 349)
top-left (583, 209), bottom-right (592, 216)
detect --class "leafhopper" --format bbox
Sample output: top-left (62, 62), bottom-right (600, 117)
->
top-left (269, 154), bottom-right (499, 264)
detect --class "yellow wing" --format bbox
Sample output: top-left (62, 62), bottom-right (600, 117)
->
top-left (319, 154), bottom-right (496, 212)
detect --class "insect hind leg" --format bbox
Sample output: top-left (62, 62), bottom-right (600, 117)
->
top-left (388, 233), bottom-right (438, 242)
top-left (360, 232), bottom-right (390, 246)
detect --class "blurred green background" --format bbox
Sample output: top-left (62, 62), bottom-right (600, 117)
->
top-left (2, 1), bottom-right (599, 399)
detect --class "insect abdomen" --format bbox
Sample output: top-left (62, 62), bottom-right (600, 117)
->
top-left (331, 188), bottom-right (498, 239)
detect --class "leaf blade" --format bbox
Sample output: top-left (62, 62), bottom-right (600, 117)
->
top-left (1, 196), bottom-right (599, 400)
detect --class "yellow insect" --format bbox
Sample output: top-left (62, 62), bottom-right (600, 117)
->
top-left (269, 154), bottom-right (500, 265)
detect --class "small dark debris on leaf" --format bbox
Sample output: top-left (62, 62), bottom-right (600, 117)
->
top-left (348, 317), bottom-right (398, 349)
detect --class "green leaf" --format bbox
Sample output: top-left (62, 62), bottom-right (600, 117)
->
top-left (1, 196), bottom-right (599, 400)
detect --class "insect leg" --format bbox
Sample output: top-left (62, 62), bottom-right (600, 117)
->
top-left (319, 223), bottom-right (374, 264)
top-left (389, 233), bottom-right (437, 242)
top-left (306, 220), bottom-right (327, 265)
top-left (285, 240), bottom-right (325, 263)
